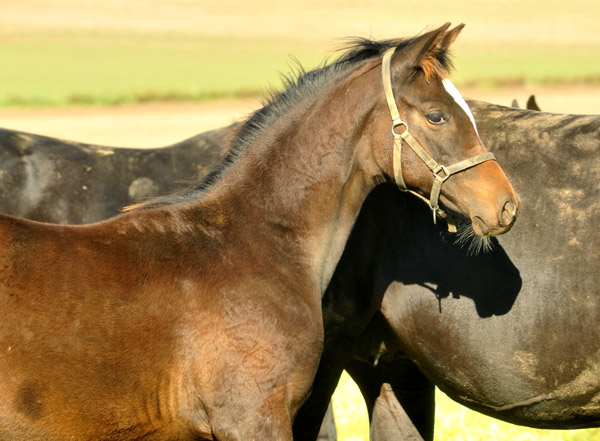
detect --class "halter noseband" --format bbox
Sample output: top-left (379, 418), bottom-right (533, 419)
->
top-left (381, 47), bottom-right (496, 232)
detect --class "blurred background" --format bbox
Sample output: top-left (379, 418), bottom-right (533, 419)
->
top-left (2, 0), bottom-right (600, 147)
top-left (2, 0), bottom-right (600, 107)
top-left (1, 1), bottom-right (599, 440)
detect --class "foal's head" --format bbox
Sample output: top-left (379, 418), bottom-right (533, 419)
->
top-left (366, 23), bottom-right (518, 237)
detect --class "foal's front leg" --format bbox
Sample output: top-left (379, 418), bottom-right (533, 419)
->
top-left (195, 317), bottom-right (323, 441)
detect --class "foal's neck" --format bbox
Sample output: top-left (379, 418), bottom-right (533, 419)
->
top-left (203, 70), bottom-right (381, 291)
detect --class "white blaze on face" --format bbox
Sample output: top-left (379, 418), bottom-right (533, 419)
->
top-left (442, 78), bottom-right (479, 136)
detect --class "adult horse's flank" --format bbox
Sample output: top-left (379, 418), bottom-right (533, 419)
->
top-left (0, 24), bottom-right (517, 440)
top-left (323, 101), bottom-right (600, 441)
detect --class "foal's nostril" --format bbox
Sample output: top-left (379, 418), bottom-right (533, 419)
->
top-left (473, 216), bottom-right (490, 237)
top-left (501, 201), bottom-right (517, 226)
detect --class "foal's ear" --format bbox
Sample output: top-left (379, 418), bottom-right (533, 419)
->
top-left (440, 24), bottom-right (465, 51)
top-left (391, 22), bottom-right (459, 81)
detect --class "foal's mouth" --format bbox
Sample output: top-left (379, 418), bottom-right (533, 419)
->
top-left (437, 189), bottom-right (519, 239)
top-left (454, 217), bottom-right (496, 255)
top-left (437, 207), bottom-right (514, 256)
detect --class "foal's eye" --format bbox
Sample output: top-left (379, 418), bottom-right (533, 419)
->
top-left (425, 111), bottom-right (448, 125)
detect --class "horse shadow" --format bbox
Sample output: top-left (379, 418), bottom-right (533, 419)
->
top-left (293, 183), bottom-right (523, 441)
top-left (360, 183), bottom-right (523, 319)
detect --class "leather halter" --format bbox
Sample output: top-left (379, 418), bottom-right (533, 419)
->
top-left (381, 47), bottom-right (496, 232)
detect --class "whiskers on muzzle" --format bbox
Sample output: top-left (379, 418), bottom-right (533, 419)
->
top-left (453, 219), bottom-right (494, 256)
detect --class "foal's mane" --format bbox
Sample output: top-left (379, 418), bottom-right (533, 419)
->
top-left (127, 35), bottom-right (453, 212)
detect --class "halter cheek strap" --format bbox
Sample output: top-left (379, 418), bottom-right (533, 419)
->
top-left (381, 47), bottom-right (496, 232)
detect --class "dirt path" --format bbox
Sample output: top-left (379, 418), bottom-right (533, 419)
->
top-left (0, 86), bottom-right (598, 148)
top-left (0, 99), bottom-right (261, 147)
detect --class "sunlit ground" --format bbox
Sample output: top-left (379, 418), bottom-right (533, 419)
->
top-left (332, 372), bottom-right (600, 441)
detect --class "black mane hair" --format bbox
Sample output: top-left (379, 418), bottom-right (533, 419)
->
top-left (128, 35), bottom-right (454, 211)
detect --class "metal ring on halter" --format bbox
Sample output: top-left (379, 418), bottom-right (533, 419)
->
top-left (433, 165), bottom-right (451, 182)
top-left (391, 119), bottom-right (408, 136)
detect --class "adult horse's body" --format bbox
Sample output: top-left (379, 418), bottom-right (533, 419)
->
top-left (0, 24), bottom-right (517, 440)
top-left (325, 100), bottom-right (600, 440)
top-left (0, 126), bottom-right (235, 224)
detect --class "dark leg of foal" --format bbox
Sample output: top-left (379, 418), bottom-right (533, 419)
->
top-left (346, 354), bottom-right (435, 441)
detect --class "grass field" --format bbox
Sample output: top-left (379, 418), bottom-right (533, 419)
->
top-left (2, 31), bottom-right (600, 107)
top-left (0, 31), bottom-right (326, 106)
top-left (332, 372), bottom-right (600, 441)
top-left (1, 0), bottom-right (600, 107)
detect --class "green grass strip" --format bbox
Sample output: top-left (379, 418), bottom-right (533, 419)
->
top-left (452, 47), bottom-right (600, 89)
top-left (1, 31), bottom-right (600, 107)
top-left (0, 31), bottom-right (327, 107)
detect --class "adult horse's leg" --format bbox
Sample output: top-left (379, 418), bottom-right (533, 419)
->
top-left (292, 330), bottom-right (357, 441)
top-left (346, 354), bottom-right (435, 441)
top-left (317, 404), bottom-right (337, 441)
top-left (379, 356), bottom-right (434, 441)
top-left (371, 383), bottom-right (424, 441)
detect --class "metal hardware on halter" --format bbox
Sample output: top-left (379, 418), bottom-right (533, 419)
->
top-left (381, 46), bottom-right (497, 233)
top-left (392, 119), bottom-right (408, 136)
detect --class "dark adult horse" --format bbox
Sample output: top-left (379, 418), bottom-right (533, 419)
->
top-left (316, 100), bottom-right (600, 440)
top-left (0, 24), bottom-right (518, 440)
top-left (0, 123), bottom-right (235, 224)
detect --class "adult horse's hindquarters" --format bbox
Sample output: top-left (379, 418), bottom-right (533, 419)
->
top-left (0, 126), bottom-right (234, 224)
